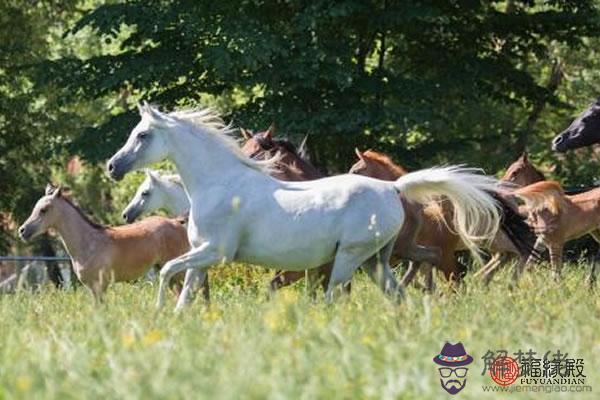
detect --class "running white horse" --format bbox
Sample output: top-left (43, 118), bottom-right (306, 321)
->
top-left (122, 170), bottom-right (188, 222)
top-left (107, 103), bottom-right (502, 311)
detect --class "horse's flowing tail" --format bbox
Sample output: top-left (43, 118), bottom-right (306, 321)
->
top-left (487, 191), bottom-right (541, 260)
top-left (393, 166), bottom-right (501, 265)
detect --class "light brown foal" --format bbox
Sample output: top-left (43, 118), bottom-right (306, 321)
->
top-left (501, 152), bottom-right (545, 187)
top-left (515, 181), bottom-right (600, 285)
top-left (18, 185), bottom-right (207, 302)
top-left (349, 150), bottom-right (535, 288)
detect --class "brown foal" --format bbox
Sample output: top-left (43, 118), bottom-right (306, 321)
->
top-left (18, 185), bottom-right (207, 302)
top-left (515, 181), bottom-right (600, 285)
top-left (502, 152), bottom-right (546, 187)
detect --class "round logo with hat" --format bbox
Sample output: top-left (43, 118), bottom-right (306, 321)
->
top-left (433, 342), bottom-right (473, 395)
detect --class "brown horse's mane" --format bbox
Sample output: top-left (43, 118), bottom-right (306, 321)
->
top-left (60, 194), bottom-right (106, 230)
top-left (515, 181), bottom-right (564, 214)
top-left (363, 150), bottom-right (408, 176)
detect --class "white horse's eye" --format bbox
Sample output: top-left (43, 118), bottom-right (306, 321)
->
top-left (141, 191), bottom-right (150, 197)
top-left (139, 131), bottom-right (150, 139)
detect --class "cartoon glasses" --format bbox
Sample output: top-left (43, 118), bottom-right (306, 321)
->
top-left (438, 368), bottom-right (468, 378)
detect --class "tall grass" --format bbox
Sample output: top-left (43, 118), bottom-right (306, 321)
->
top-left (0, 264), bottom-right (598, 399)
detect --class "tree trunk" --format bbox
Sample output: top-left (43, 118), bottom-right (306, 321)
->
top-left (515, 59), bottom-right (563, 153)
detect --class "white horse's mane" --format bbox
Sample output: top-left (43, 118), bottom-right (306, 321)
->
top-left (168, 107), bottom-right (227, 130)
top-left (151, 171), bottom-right (183, 187)
top-left (148, 105), bottom-right (277, 173)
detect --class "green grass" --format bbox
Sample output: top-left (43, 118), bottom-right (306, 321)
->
top-left (0, 263), bottom-right (598, 399)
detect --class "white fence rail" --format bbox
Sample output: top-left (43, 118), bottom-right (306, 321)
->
top-left (0, 256), bottom-right (71, 262)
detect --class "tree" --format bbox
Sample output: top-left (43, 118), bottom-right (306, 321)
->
top-left (38, 0), bottom-right (600, 175)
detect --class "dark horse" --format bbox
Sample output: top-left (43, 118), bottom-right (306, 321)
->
top-left (552, 98), bottom-right (600, 152)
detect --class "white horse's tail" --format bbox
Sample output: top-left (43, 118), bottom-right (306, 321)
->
top-left (393, 166), bottom-right (501, 265)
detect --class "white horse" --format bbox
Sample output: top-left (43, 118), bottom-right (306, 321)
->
top-left (122, 170), bottom-right (188, 222)
top-left (107, 103), bottom-right (502, 311)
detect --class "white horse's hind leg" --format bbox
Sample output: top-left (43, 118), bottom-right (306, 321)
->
top-left (156, 242), bottom-right (219, 310)
top-left (175, 269), bottom-right (208, 311)
top-left (363, 238), bottom-right (405, 302)
top-left (325, 246), bottom-right (374, 303)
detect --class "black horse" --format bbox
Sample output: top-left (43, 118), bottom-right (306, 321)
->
top-left (552, 97), bottom-right (600, 152)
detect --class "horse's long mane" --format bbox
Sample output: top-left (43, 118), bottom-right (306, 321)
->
top-left (60, 195), bottom-right (106, 230)
top-left (363, 150), bottom-right (409, 176)
top-left (515, 181), bottom-right (564, 214)
top-left (162, 106), bottom-right (276, 174)
top-left (169, 108), bottom-right (227, 130)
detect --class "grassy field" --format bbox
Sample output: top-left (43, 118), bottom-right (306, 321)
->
top-left (0, 263), bottom-right (598, 399)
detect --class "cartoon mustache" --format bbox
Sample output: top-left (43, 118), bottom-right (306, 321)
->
top-left (442, 379), bottom-right (465, 389)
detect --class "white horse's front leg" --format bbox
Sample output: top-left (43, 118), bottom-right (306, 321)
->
top-left (156, 242), bottom-right (217, 310)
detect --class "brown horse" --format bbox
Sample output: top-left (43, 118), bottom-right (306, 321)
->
top-left (515, 181), bottom-right (600, 285)
top-left (18, 185), bottom-right (208, 302)
top-left (240, 124), bottom-right (322, 181)
top-left (349, 150), bottom-right (537, 287)
top-left (502, 152), bottom-right (545, 187)
top-left (240, 126), bottom-right (441, 292)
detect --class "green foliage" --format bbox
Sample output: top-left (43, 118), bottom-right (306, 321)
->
top-left (39, 0), bottom-right (600, 172)
top-left (4, 0), bottom-right (600, 252)
top-left (0, 0), bottom-right (82, 251)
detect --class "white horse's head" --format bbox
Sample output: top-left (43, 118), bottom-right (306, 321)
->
top-left (121, 170), bottom-right (165, 223)
top-left (107, 102), bottom-right (171, 181)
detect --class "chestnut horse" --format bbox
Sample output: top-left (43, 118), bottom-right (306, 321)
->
top-left (349, 150), bottom-right (537, 286)
top-left (515, 181), bottom-right (600, 285)
top-left (240, 126), bottom-right (442, 292)
top-left (502, 152), bottom-right (545, 187)
top-left (18, 185), bottom-right (208, 302)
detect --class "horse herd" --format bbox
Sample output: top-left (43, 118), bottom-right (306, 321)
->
top-left (15, 100), bottom-right (600, 310)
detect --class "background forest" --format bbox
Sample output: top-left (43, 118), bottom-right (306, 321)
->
top-left (3, 0), bottom-right (600, 255)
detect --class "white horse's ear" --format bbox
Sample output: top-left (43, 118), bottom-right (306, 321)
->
top-left (240, 128), bottom-right (253, 140)
top-left (45, 183), bottom-right (56, 196)
top-left (355, 148), bottom-right (365, 161)
top-left (264, 123), bottom-right (275, 140)
top-left (298, 135), bottom-right (310, 162)
top-left (146, 104), bottom-right (165, 124)
top-left (51, 185), bottom-right (63, 198)
top-left (137, 102), bottom-right (144, 115)
top-left (145, 169), bottom-right (159, 181)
